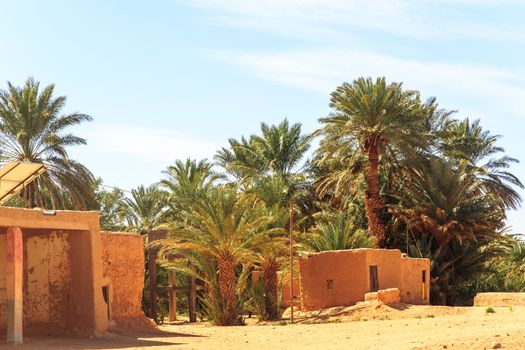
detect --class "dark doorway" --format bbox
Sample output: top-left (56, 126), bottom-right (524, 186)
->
top-left (422, 270), bottom-right (427, 300)
top-left (102, 285), bottom-right (111, 320)
top-left (369, 265), bottom-right (378, 292)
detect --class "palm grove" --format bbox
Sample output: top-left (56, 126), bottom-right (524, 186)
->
top-left (0, 77), bottom-right (523, 325)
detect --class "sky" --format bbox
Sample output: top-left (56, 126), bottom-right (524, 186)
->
top-left (1, 0), bottom-right (524, 233)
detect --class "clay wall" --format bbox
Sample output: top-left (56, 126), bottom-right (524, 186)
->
top-left (299, 250), bottom-right (368, 310)
top-left (298, 249), bottom-right (431, 310)
top-left (0, 207), bottom-right (108, 336)
top-left (100, 232), bottom-right (154, 330)
top-left (0, 234), bottom-right (5, 328)
top-left (365, 249), bottom-right (402, 291)
top-left (279, 272), bottom-right (300, 308)
top-left (400, 257), bottom-right (430, 305)
top-left (474, 293), bottom-right (525, 306)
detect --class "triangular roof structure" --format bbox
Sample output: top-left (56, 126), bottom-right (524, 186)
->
top-left (0, 161), bottom-right (47, 205)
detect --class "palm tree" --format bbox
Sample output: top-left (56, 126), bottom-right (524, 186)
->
top-left (389, 156), bottom-right (506, 304)
top-left (389, 157), bottom-right (503, 245)
top-left (0, 77), bottom-right (95, 209)
top-left (216, 118), bottom-right (311, 184)
top-left (159, 186), bottom-right (278, 325)
top-left (160, 158), bottom-right (219, 223)
top-left (216, 119), bottom-right (311, 318)
top-left (94, 179), bottom-right (129, 231)
top-left (316, 77), bottom-right (427, 247)
top-left (300, 211), bottom-right (376, 252)
top-left (125, 184), bottom-right (167, 234)
top-left (440, 118), bottom-right (523, 210)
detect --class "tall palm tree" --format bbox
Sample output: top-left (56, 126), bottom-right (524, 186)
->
top-left (216, 119), bottom-right (311, 318)
top-left (125, 184), bottom-right (167, 234)
top-left (159, 186), bottom-right (278, 325)
top-left (0, 77), bottom-right (95, 209)
top-left (316, 77), bottom-right (427, 247)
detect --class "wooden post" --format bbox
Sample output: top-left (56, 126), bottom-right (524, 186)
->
top-left (168, 270), bottom-right (177, 322)
top-left (188, 271), bottom-right (197, 323)
top-left (148, 248), bottom-right (157, 322)
top-left (6, 227), bottom-right (23, 344)
top-left (289, 200), bottom-right (294, 324)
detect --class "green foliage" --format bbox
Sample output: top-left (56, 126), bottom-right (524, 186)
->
top-left (485, 307), bottom-right (495, 314)
top-left (0, 77), bottom-right (96, 209)
top-left (299, 211), bottom-right (375, 252)
top-left (125, 184), bottom-right (167, 234)
top-left (94, 179), bottom-right (129, 231)
top-left (476, 238), bottom-right (525, 293)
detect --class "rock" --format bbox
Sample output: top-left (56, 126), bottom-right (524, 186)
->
top-left (491, 342), bottom-right (502, 349)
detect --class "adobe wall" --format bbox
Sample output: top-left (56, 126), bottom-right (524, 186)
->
top-left (400, 257), bottom-right (430, 305)
top-left (299, 250), bottom-right (368, 310)
top-left (100, 232), bottom-right (155, 330)
top-left (0, 207), bottom-right (108, 336)
top-left (365, 249), bottom-right (402, 290)
top-left (279, 272), bottom-right (300, 308)
top-left (474, 293), bottom-right (525, 306)
top-left (0, 234), bottom-right (5, 328)
top-left (298, 249), bottom-right (430, 311)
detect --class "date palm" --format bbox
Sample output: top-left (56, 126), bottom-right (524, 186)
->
top-left (160, 186), bottom-right (278, 325)
top-left (440, 118), bottom-right (523, 210)
top-left (0, 78), bottom-right (95, 209)
top-left (125, 184), bottom-right (167, 234)
top-left (316, 77), bottom-right (427, 247)
top-left (160, 158), bottom-right (219, 223)
top-left (216, 119), bottom-right (311, 318)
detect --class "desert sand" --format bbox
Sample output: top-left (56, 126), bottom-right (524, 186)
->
top-left (2, 303), bottom-right (525, 349)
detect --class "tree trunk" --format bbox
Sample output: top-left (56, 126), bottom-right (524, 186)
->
top-left (218, 254), bottom-right (238, 325)
top-left (261, 258), bottom-right (279, 320)
top-left (365, 145), bottom-right (387, 247)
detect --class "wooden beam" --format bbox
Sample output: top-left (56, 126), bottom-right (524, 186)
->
top-left (168, 270), bottom-right (177, 322)
top-left (148, 249), bottom-right (157, 322)
top-left (6, 227), bottom-right (23, 344)
top-left (188, 264), bottom-right (197, 323)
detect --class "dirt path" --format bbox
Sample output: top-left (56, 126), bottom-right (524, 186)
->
top-left (2, 306), bottom-right (525, 349)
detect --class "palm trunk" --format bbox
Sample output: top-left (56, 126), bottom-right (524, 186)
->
top-left (365, 144), bottom-right (387, 247)
top-left (218, 254), bottom-right (238, 325)
top-left (262, 258), bottom-right (279, 320)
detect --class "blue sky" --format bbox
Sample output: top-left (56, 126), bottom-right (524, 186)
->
top-left (1, 0), bottom-right (524, 233)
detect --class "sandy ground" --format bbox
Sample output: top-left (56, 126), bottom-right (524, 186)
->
top-left (2, 304), bottom-right (525, 349)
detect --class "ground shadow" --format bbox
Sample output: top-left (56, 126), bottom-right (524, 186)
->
top-left (0, 329), bottom-right (206, 350)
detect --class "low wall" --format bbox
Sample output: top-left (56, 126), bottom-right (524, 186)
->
top-left (474, 293), bottom-right (525, 307)
top-left (299, 250), bottom-right (368, 311)
top-left (364, 288), bottom-right (401, 305)
top-left (100, 232), bottom-right (155, 330)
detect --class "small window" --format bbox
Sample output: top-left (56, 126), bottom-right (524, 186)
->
top-left (326, 279), bottom-right (334, 289)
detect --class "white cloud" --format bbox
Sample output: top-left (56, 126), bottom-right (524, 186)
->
top-left (82, 123), bottom-right (220, 163)
top-left (186, 0), bottom-right (525, 41)
top-left (211, 48), bottom-right (525, 117)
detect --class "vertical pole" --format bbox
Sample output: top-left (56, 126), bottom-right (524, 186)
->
top-left (6, 227), bottom-right (23, 344)
top-left (289, 200), bottom-right (294, 324)
top-left (148, 249), bottom-right (157, 322)
top-left (168, 270), bottom-right (177, 322)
